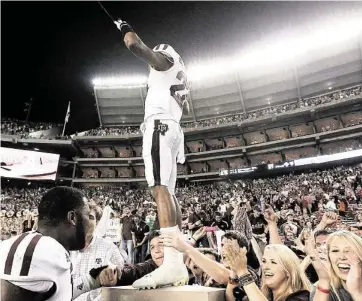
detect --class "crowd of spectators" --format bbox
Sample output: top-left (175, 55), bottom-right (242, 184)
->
top-left (79, 126), bottom-right (140, 137)
top-left (1, 117), bottom-right (62, 138)
top-left (2, 164), bottom-right (362, 238)
top-left (79, 85), bottom-right (361, 137)
top-left (1, 163), bottom-right (362, 301)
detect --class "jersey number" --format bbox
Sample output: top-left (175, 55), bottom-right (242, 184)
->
top-left (170, 71), bottom-right (189, 108)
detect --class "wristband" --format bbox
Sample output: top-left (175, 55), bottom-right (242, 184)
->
top-left (238, 273), bottom-right (255, 287)
top-left (119, 22), bottom-right (134, 38)
top-left (317, 285), bottom-right (330, 294)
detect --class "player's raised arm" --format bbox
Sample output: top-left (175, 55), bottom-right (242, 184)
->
top-left (114, 19), bottom-right (173, 71)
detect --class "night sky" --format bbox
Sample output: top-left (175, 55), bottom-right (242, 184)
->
top-left (2, 1), bottom-right (361, 134)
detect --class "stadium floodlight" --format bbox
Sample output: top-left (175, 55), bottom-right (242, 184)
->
top-left (195, 15), bottom-right (362, 79)
top-left (92, 75), bottom-right (147, 88)
top-left (188, 58), bottom-right (235, 81)
top-left (92, 14), bottom-right (362, 87)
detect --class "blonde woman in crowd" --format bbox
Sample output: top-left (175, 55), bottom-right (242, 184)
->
top-left (309, 230), bottom-right (362, 301)
top-left (223, 242), bottom-right (311, 301)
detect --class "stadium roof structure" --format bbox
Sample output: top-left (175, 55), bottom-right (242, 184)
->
top-left (93, 20), bottom-right (362, 127)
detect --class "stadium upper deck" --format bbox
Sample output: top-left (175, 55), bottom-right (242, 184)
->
top-left (93, 33), bottom-right (362, 126)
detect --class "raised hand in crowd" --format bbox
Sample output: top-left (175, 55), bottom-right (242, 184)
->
top-left (305, 235), bottom-right (330, 284)
top-left (263, 205), bottom-right (283, 245)
top-left (321, 211), bottom-right (339, 227)
top-left (345, 249), bottom-right (362, 298)
top-left (263, 204), bottom-right (277, 224)
top-left (222, 240), bottom-right (248, 276)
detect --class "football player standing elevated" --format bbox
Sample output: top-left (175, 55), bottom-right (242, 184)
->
top-left (114, 19), bottom-right (190, 289)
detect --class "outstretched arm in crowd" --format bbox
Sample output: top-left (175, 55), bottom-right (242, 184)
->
top-left (299, 255), bottom-right (312, 275)
top-left (314, 211), bottom-right (338, 232)
top-left (161, 229), bottom-right (230, 284)
top-left (263, 205), bottom-right (282, 245)
top-left (305, 235), bottom-right (330, 301)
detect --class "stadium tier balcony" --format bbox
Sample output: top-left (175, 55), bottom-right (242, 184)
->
top-left (207, 159), bottom-right (228, 172)
top-left (244, 131), bottom-right (267, 145)
top-left (266, 127), bottom-right (290, 142)
top-left (115, 167), bottom-right (134, 178)
top-left (284, 147), bottom-right (319, 161)
top-left (133, 166), bottom-right (145, 178)
top-left (290, 123), bottom-right (314, 138)
top-left (81, 167), bottom-right (99, 178)
top-left (99, 167), bottom-right (116, 178)
top-left (114, 146), bottom-right (133, 158)
top-left (249, 153), bottom-right (282, 165)
top-left (78, 85), bottom-right (361, 137)
top-left (177, 164), bottom-right (188, 175)
top-left (322, 139), bottom-right (361, 155)
top-left (315, 117), bottom-right (342, 133)
top-left (228, 157), bottom-right (248, 169)
top-left (98, 147), bottom-right (116, 158)
top-left (186, 140), bottom-right (205, 153)
top-left (81, 148), bottom-right (99, 158)
top-left (224, 136), bottom-right (244, 148)
top-left (341, 111), bottom-right (362, 127)
top-left (204, 138), bottom-right (224, 151)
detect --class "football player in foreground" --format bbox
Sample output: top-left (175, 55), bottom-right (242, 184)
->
top-left (114, 19), bottom-right (190, 289)
top-left (0, 187), bottom-right (115, 301)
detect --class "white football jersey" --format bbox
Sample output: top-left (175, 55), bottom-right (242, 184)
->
top-left (0, 231), bottom-right (73, 301)
top-left (144, 44), bottom-right (189, 123)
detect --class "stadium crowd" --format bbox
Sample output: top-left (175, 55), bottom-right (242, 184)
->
top-left (79, 85), bottom-right (361, 137)
top-left (2, 164), bottom-right (362, 239)
top-left (1, 117), bottom-right (62, 138)
top-left (1, 163), bottom-right (362, 301)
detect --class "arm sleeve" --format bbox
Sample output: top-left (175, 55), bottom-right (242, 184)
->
top-left (72, 273), bottom-right (100, 300)
top-left (116, 260), bottom-right (157, 286)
